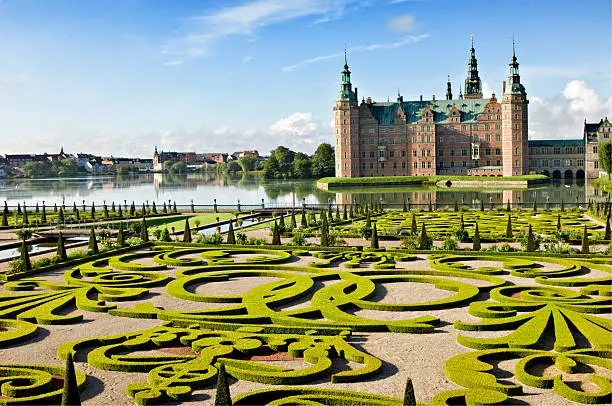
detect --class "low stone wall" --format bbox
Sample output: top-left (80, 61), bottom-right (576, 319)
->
top-left (317, 180), bottom-right (422, 190)
top-left (435, 178), bottom-right (548, 188)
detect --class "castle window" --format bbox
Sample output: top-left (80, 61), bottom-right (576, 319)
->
top-left (343, 119), bottom-right (347, 124)
top-left (343, 129), bottom-right (347, 134)
top-left (368, 128), bottom-right (375, 134)
top-left (515, 159), bottom-right (518, 167)
top-left (362, 162), bottom-right (366, 169)
top-left (554, 147), bottom-right (560, 154)
top-left (421, 150), bottom-right (426, 157)
top-left (426, 135), bottom-right (431, 143)
top-left (514, 134), bottom-right (519, 141)
top-left (413, 150), bottom-right (417, 157)
top-left (450, 150), bottom-right (455, 157)
top-left (402, 162), bottom-right (406, 169)
top-left (390, 151), bottom-right (395, 158)
top-left (381, 162), bottom-right (385, 169)
top-left (497, 160), bottom-right (501, 166)
top-left (393, 162), bottom-right (397, 169)
top-left (495, 134), bottom-right (501, 141)
top-left (485, 134), bottom-right (490, 142)
top-left (402, 151), bottom-right (407, 157)
top-left (450, 135), bottom-right (455, 143)
top-left (593, 146), bottom-right (598, 153)
top-left (413, 162), bottom-right (418, 169)
top-left (474, 124), bottom-right (479, 131)
top-left (486, 160), bottom-right (491, 166)
top-left (514, 114), bottom-right (519, 119)
top-left (514, 123), bottom-right (519, 130)
top-left (370, 151), bottom-right (375, 158)
top-left (439, 150), bottom-right (444, 156)
top-left (370, 138), bottom-right (375, 145)
top-left (427, 150), bottom-right (431, 156)
top-left (421, 135), bottom-right (425, 143)
top-left (426, 125), bottom-right (431, 132)
top-left (450, 161), bottom-right (455, 168)
top-left (361, 139), bottom-right (366, 145)
top-left (461, 125), bottom-right (467, 131)
top-left (344, 163), bottom-right (348, 170)
top-left (485, 148), bottom-right (491, 155)
top-left (515, 148), bottom-right (519, 155)
top-left (370, 162), bottom-right (374, 169)
top-left (401, 136), bottom-right (407, 143)
top-left (495, 148), bottom-right (501, 155)
top-left (578, 147), bottom-right (584, 153)
top-left (439, 136), bottom-right (444, 143)
top-left (485, 124), bottom-right (490, 130)
top-left (474, 135), bottom-right (479, 142)
top-left (344, 152), bottom-right (347, 159)
top-left (379, 150), bottom-right (385, 158)
top-left (543, 160), bottom-right (548, 167)
top-left (463, 161), bottom-right (467, 167)
top-left (497, 115), bottom-right (501, 120)
top-left (595, 161), bottom-right (599, 169)
top-left (362, 152), bottom-right (366, 158)
top-left (422, 162), bottom-right (426, 168)
top-left (578, 159), bottom-right (584, 166)
top-left (427, 161), bottom-right (432, 168)
top-left (461, 149), bottom-right (467, 156)
top-left (390, 137), bottom-right (395, 144)
top-left (421, 126), bottom-right (425, 132)
top-left (495, 124), bottom-right (501, 130)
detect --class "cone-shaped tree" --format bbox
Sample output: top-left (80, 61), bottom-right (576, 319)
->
top-left (581, 225), bottom-right (589, 254)
top-left (90, 203), bottom-right (95, 219)
top-left (365, 213), bottom-right (371, 229)
top-left (605, 214), bottom-right (611, 240)
top-left (88, 228), bottom-right (98, 254)
top-left (301, 208), bottom-right (308, 228)
top-left (226, 222), bottom-right (236, 244)
top-left (460, 213), bottom-right (465, 230)
top-left (403, 197), bottom-right (407, 212)
top-left (419, 223), bottom-right (430, 250)
top-left (152, 202), bottom-right (157, 214)
top-left (526, 225), bottom-right (535, 252)
top-left (141, 203), bottom-right (146, 216)
top-left (560, 200), bottom-right (565, 212)
top-left (556, 214), bottom-right (561, 232)
top-left (480, 200), bottom-right (484, 211)
top-left (58, 208), bottom-right (65, 224)
top-left (290, 211), bottom-right (297, 230)
top-left (411, 213), bottom-right (417, 235)
top-left (349, 205), bottom-right (354, 219)
top-left (17, 202), bottom-right (21, 214)
top-left (454, 201), bottom-right (459, 212)
top-left (343, 205), bottom-right (348, 221)
top-left (117, 206), bottom-right (122, 218)
top-left (320, 222), bottom-right (329, 247)
top-left (428, 200), bottom-right (433, 212)
top-left (327, 203), bottom-right (333, 222)
top-left (214, 363), bottom-right (231, 406)
top-left (278, 213), bottom-right (286, 233)
top-left (0, 210), bottom-right (6, 227)
top-left (74, 209), bottom-right (80, 221)
top-left (532, 200), bottom-right (537, 212)
top-left (173, 202), bottom-right (177, 213)
top-left (506, 200), bottom-right (511, 212)
top-left (103, 204), bottom-right (109, 218)
top-left (61, 352), bottom-right (81, 406)
top-left (335, 205), bottom-right (341, 222)
top-left (56, 232), bottom-right (67, 261)
top-left (505, 214), bottom-right (513, 238)
top-left (130, 202), bottom-right (136, 217)
top-left (20, 238), bottom-right (32, 271)
top-left (72, 202), bottom-right (77, 213)
top-left (162, 202), bottom-right (167, 214)
top-left (140, 217), bottom-right (149, 242)
top-left (403, 377), bottom-right (416, 406)
top-left (183, 219), bottom-right (192, 243)
top-left (22, 207), bottom-right (28, 225)
top-left (3, 201), bottom-right (8, 215)
top-left (117, 222), bottom-right (125, 247)
top-left (271, 221), bottom-right (281, 245)
top-left (35, 203), bottom-right (39, 213)
top-left (473, 222), bottom-right (481, 251)
top-left (371, 223), bottom-right (379, 249)
top-left (41, 204), bottom-right (47, 223)
top-left (111, 202), bottom-right (115, 212)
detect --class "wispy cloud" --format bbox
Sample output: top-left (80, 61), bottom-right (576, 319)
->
top-left (387, 14), bottom-right (416, 32)
top-left (242, 55), bottom-right (253, 64)
top-left (162, 0), bottom-right (365, 61)
top-left (281, 33), bottom-right (430, 72)
top-left (388, 0), bottom-right (428, 4)
top-left (163, 60), bottom-right (184, 66)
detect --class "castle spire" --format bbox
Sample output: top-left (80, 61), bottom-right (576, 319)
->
top-left (464, 34), bottom-right (483, 99)
top-left (337, 46), bottom-right (356, 102)
top-left (446, 75), bottom-right (453, 100)
top-left (505, 37), bottom-right (525, 95)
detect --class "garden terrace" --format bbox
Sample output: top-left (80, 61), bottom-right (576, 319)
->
top-left (0, 241), bottom-right (610, 405)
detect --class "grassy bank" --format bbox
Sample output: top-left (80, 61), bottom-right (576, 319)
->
top-left (318, 174), bottom-right (549, 188)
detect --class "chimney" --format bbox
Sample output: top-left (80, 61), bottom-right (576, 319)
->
top-left (419, 95), bottom-right (423, 102)
top-left (432, 95), bottom-right (436, 101)
top-left (366, 97), bottom-right (372, 104)
top-left (354, 87), bottom-right (358, 101)
top-left (502, 81), bottom-right (506, 94)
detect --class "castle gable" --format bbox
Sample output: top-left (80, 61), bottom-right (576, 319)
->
top-left (367, 98), bottom-right (490, 125)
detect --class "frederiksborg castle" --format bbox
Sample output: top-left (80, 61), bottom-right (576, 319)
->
top-left (333, 39), bottom-right (611, 180)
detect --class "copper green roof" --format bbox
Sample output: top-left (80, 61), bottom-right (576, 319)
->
top-left (367, 98), bottom-right (490, 125)
top-left (528, 139), bottom-right (584, 147)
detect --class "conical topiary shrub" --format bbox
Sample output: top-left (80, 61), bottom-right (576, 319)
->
top-left (103, 204), bottom-right (109, 218)
top-left (526, 224), bottom-right (535, 252)
top-left (290, 211), bottom-right (297, 230)
top-left (130, 202), bottom-right (136, 217)
top-left (480, 200), bottom-right (484, 211)
top-left (117, 222), bottom-right (125, 247)
top-left (343, 205), bottom-right (348, 220)
top-left (22, 207), bottom-right (29, 225)
top-left (560, 200), bottom-right (565, 212)
top-left (271, 221), bottom-right (281, 245)
top-left (278, 214), bottom-right (286, 233)
top-left (454, 201), bottom-right (458, 212)
top-left (88, 228), bottom-right (98, 254)
top-left (419, 223), bottom-right (430, 250)
top-left (411, 213), bottom-right (417, 235)
top-left (20, 238), bottom-right (32, 271)
top-left (61, 352), bottom-right (81, 406)
top-left (140, 217), bottom-right (149, 242)
top-left (214, 363), bottom-right (231, 406)
top-left (605, 214), bottom-right (611, 240)
top-left (226, 222), bottom-right (236, 244)
top-left (58, 208), bottom-right (65, 224)
top-left (403, 197), bottom-right (407, 212)
top-left (111, 202), bottom-right (115, 212)
top-left (532, 200), bottom-right (537, 212)
top-left (1, 210), bottom-right (7, 227)
top-left (41, 205), bottom-right (47, 223)
top-left (460, 213), bottom-right (465, 230)
top-left (371, 223), bottom-right (379, 249)
top-left (403, 377), bottom-right (416, 406)
top-left (56, 232), bottom-right (67, 261)
top-left (183, 219), bottom-right (192, 243)
top-left (473, 222), bottom-right (481, 251)
top-left (91, 203), bottom-right (95, 219)
top-left (505, 214), bottom-right (513, 238)
top-left (506, 200), bottom-right (511, 212)
top-left (320, 221), bottom-right (329, 247)
top-left (581, 225), bottom-right (589, 254)
top-left (557, 214), bottom-right (561, 232)
top-left (152, 202), bottom-right (157, 214)
top-left (301, 209), bottom-right (308, 228)
top-left (162, 202), bottom-right (167, 214)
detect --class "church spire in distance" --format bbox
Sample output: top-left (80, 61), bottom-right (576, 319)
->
top-left (446, 75), bottom-right (453, 100)
top-left (464, 34), bottom-right (483, 99)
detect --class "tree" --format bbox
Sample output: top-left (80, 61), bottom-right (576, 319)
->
top-left (479, 200), bottom-right (484, 211)
top-left (557, 214), bottom-right (562, 232)
top-left (454, 201), bottom-right (459, 212)
top-left (214, 363), bottom-right (231, 406)
top-left (152, 202), bottom-right (157, 215)
top-left (183, 219), bottom-right (192, 243)
top-left (140, 217), bottom-right (149, 242)
top-left (1, 210), bottom-right (7, 227)
top-left (271, 221), bottom-right (281, 245)
top-left (371, 223), bottom-right (379, 249)
top-left (526, 225), bottom-right (535, 252)
top-left (278, 213), bottom-right (286, 233)
top-left (560, 200), bottom-right (565, 212)
top-left (606, 214), bottom-right (611, 240)
top-left (56, 232), bottom-right (67, 261)
top-left (581, 225), bottom-right (590, 254)
top-left (226, 222), bottom-right (236, 244)
top-left (411, 214), bottom-right (417, 235)
top-left (41, 204), bottom-right (47, 223)
top-left (311, 143), bottom-right (335, 178)
top-left (301, 208), bottom-right (308, 228)
top-left (20, 238), bottom-right (32, 270)
top-left (22, 206), bottom-right (29, 225)
top-left (506, 200), bottom-right (511, 212)
top-left (61, 352), bottom-right (81, 406)
top-left (598, 141), bottom-right (612, 178)
top-left (532, 200), bottom-right (537, 212)
top-left (403, 197), bottom-right (407, 212)
top-left (58, 208), bottom-right (65, 224)
top-left (130, 202), bottom-right (136, 217)
top-left (292, 152), bottom-right (312, 179)
top-left (343, 205), bottom-right (348, 221)
top-left (88, 228), bottom-right (99, 254)
top-left (117, 222), bottom-right (125, 247)
top-left (290, 211), bottom-right (297, 230)
top-left (103, 204), bottom-right (109, 218)
top-left (238, 155), bottom-right (258, 172)
top-left (227, 160), bottom-right (242, 173)
top-left (169, 161), bottom-right (187, 174)
top-left (403, 377), bottom-right (417, 406)
top-left (162, 202), bottom-right (167, 214)
top-left (263, 154), bottom-right (281, 179)
top-left (460, 213), bottom-right (465, 230)
top-left (505, 214), bottom-right (513, 238)
top-left (419, 223), bottom-right (431, 250)
top-left (473, 222), bottom-right (481, 251)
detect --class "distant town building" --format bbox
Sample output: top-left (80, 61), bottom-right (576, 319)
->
top-left (153, 147), bottom-right (197, 170)
top-left (528, 140), bottom-right (585, 179)
top-left (231, 150), bottom-right (259, 158)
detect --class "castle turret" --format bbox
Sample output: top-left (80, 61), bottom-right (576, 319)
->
top-left (502, 39), bottom-right (529, 176)
top-left (464, 35), bottom-right (483, 99)
top-left (446, 75), bottom-right (453, 100)
top-left (333, 49), bottom-right (359, 177)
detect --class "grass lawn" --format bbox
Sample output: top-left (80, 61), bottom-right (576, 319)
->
top-left (240, 214), bottom-right (305, 232)
top-left (149, 213), bottom-right (238, 232)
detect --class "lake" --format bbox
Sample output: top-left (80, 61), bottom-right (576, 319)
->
top-left (0, 173), bottom-right (606, 209)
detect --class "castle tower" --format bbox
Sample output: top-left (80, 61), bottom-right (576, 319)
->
top-left (464, 35), bottom-right (483, 99)
top-left (333, 49), bottom-right (359, 178)
top-left (446, 75), bottom-right (453, 100)
top-left (501, 40), bottom-right (529, 176)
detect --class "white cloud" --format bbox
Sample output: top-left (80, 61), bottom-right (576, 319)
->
top-left (482, 82), bottom-right (495, 98)
top-left (0, 74), bottom-right (29, 89)
top-left (242, 55), bottom-right (253, 64)
top-left (163, 60), bottom-right (184, 66)
top-left (387, 15), bottom-right (416, 32)
top-left (282, 33), bottom-right (430, 72)
top-left (162, 0), bottom-right (363, 60)
top-left (529, 80), bottom-right (612, 140)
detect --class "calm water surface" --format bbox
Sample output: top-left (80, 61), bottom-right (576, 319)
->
top-left (0, 173), bottom-right (606, 208)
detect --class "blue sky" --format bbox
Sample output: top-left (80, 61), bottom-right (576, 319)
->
top-left (0, 0), bottom-right (610, 157)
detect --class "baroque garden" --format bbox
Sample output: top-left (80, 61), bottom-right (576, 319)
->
top-left (0, 201), bottom-right (611, 405)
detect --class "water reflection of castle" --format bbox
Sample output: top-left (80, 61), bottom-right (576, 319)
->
top-left (335, 179), bottom-right (599, 207)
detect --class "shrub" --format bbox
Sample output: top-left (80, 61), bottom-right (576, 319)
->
top-left (8, 259), bottom-right (26, 273)
top-left (291, 233), bottom-right (306, 246)
top-left (544, 241), bottom-right (573, 254)
top-left (472, 223), bottom-right (481, 251)
top-left (419, 223), bottom-right (432, 250)
top-left (235, 232), bottom-right (247, 244)
top-left (454, 227), bottom-right (469, 242)
top-left (400, 235), bottom-right (420, 250)
top-left (61, 352), bottom-right (81, 406)
top-left (441, 236), bottom-right (459, 251)
top-left (199, 233), bottom-right (223, 245)
top-left (125, 237), bottom-right (145, 247)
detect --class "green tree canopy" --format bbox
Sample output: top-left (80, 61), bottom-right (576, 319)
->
top-left (598, 141), bottom-right (612, 178)
top-left (311, 143), bottom-right (335, 178)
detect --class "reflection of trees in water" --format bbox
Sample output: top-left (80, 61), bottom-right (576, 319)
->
top-left (261, 180), bottom-right (334, 203)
